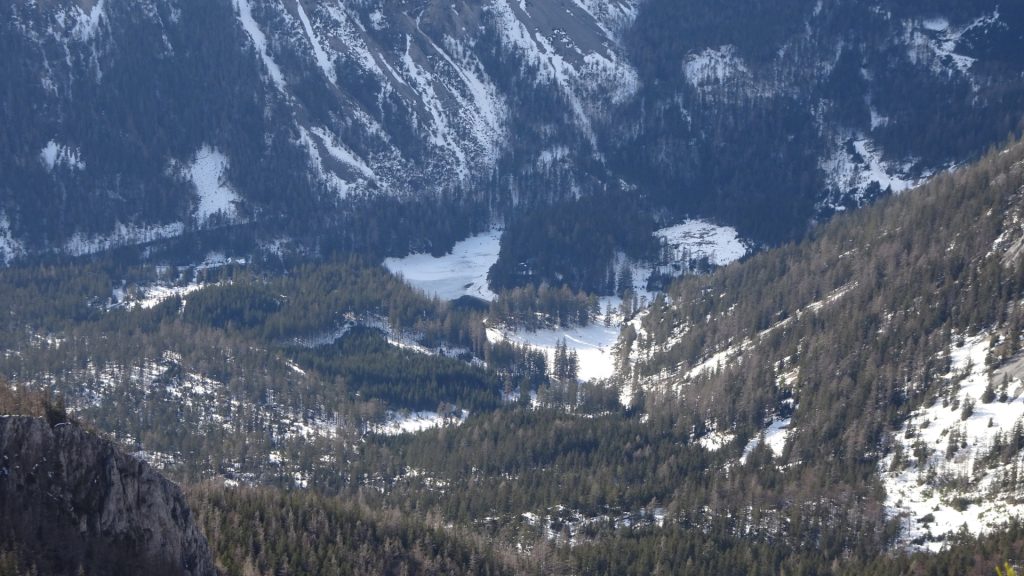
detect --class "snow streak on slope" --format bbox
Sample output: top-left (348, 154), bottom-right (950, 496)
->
top-left (401, 37), bottom-right (469, 177)
top-left (294, 0), bottom-right (336, 84)
top-left (384, 228), bottom-right (502, 301)
top-left (234, 0), bottom-right (287, 92)
top-left (309, 126), bottom-right (376, 181)
top-left (881, 332), bottom-right (1024, 551)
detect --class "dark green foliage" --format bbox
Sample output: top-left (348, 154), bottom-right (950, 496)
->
top-left (290, 327), bottom-right (501, 413)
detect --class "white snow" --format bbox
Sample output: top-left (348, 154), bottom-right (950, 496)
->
top-left (294, 0), bottom-right (337, 84)
top-left (136, 283), bottom-right (206, 309)
top-left (740, 417), bottom-right (792, 463)
top-left (234, 0), bottom-right (287, 92)
top-left (881, 332), bottom-right (1024, 550)
top-left (309, 126), bottom-right (375, 181)
top-left (697, 430), bottom-right (736, 452)
top-left (370, 409), bottom-right (469, 436)
top-left (922, 17), bottom-right (950, 32)
top-left (40, 141), bottom-right (85, 171)
top-left (852, 138), bottom-right (919, 194)
top-left (487, 322), bottom-right (621, 382)
top-left (655, 220), bottom-right (747, 267)
top-left (384, 228), bottom-right (502, 301)
top-left (186, 146), bottom-right (239, 226)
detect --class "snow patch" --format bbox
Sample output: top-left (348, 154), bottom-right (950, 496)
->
top-left (309, 126), bottom-right (375, 181)
top-left (697, 430), bottom-right (736, 452)
top-left (384, 228), bottom-right (502, 301)
top-left (294, 0), bottom-right (336, 84)
top-left (655, 220), bottom-right (747, 268)
top-left (40, 141), bottom-right (85, 171)
top-left (186, 146), bottom-right (239, 226)
top-left (882, 332), bottom-right (1024, 550)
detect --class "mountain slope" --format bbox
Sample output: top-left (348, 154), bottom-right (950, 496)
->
top-left (625, 136), bottom-right (1024, 549)
top-left (1, 0), bottom-right (1022, 274)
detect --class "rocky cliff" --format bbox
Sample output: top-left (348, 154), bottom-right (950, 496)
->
top-left (0, 416), bottom-right (217, 576)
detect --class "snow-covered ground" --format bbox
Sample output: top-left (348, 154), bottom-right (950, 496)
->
top-left (740, 417), bottom-right (792, 463)
top-left (369, 409), bottom-right (469, 436)
top-left (487, 321), bottom-right (622, 382)
top-left (187, 146), bottom-right (239, 226)
top-left (655, 220), bottom-right (747, 267)
top-left (881, 332), bottom-right (1024, 551)
top-left (384, 228), bottom-right (501, 301)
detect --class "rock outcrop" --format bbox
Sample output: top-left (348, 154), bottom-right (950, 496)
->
top-left (0, 416), bottom-right (217, 576)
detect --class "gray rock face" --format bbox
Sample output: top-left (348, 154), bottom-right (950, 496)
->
top-left (0, 416), bottom-right (217, 576)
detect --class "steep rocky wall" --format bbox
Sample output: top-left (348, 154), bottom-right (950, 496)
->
top-left (0, 416), bottom-right (217, 576)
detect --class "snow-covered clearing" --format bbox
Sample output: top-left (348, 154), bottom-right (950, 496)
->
top-left (655, 220), bottom-right (747, 267)
top-left (487, 321), bottom-right (622, 382)
top-left (187, 146), bottom-right (239, 226)
top-left (384, 228), bottom-right (501, 301)
top-left (294, 0), bottom-right (336, 84)
top-left (881, 332), bottom-right (1024, 550)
